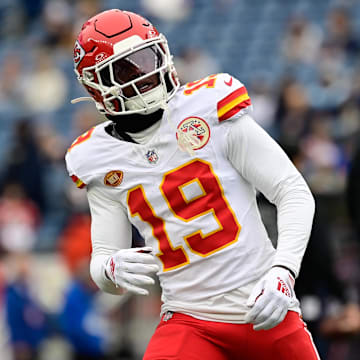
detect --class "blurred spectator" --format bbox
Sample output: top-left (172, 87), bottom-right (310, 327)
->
top-left (336, 98), bottom-right (360, 139)
top-left (275, 77), bottom-right (310, 158)
top-left (320, 302), bottom-right (360, 360)
top-left (299, 112), bottom-right (345, 195)
top-left (350, 65), bottom-right (360, 101)
top-left (174, 47), bottom-right (220, 84)
top-left (295, 210), bottom-right (349, 358)
top-left (58, 213), bottom-right (109, 360)
top-left (0, 182), bottom-right (40, 253)
top-left (4, 253), bottom-right (51, 360)
top-left (0, 52), bottom-right (24, 111)
top-left (41, 0), bottom-right (74, 51)
top-left (320, 303), bottom-right (360, 339)
top-left (35, 122), bottom-right (67, 164)
top-left (20, 0), bottom-right (44, 24)
top-left (249, 78), bottom-right (277, 132)
top-left (58, 214), bottom-right (92, 273)
top-left (307, 49), bottom-right (351, 111)
top-left (1, 119), bottom-right (47, 212)
top-left (0, 180), bottom-right (46, 360)
top-left (346, 140), bottom-right (360, 241)
top-left (72, 0), bottom-right (101, 32)
top-left (318, 238), bottom-right (360, 360)
top-left (21, 48), bottom-right (68, 113)
top-left (282, 15), bottom-right (323, 65)
top-left (323, 6), bottom-right (360, 57)
top-left (141, 0), bottom-right (192, 22)
top-left (59, 264), bottom-right (110, 360)
top-left (321, 140), bottom-right (360, 359)
top-left (0, 0), bottom-right (27, 39)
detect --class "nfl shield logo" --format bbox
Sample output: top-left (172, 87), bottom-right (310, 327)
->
top-left (145, 149), bottom-right (159, 164)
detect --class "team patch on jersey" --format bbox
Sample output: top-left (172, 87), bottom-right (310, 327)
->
top-left (217, 86), bottom-right (251, 122)
top-left (145, 149), bottom-right (159, 164)
top-left (176, 116), bottom-right (210, 151)
top-left (104, 170), bottom-right (123, 187)
top-left (71, 175), bottom-right (86, 189)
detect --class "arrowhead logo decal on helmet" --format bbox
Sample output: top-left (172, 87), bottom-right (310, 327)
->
top-left (73, 40), bottom-right (85, 68)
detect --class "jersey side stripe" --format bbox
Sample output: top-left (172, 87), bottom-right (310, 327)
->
top-left (217, 87), bottom-right (251, 122)
top-left (71, 175), bottom-right (86, 189)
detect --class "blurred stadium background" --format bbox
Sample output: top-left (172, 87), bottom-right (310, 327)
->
top-left (0, 0), bottom-right (360, 359)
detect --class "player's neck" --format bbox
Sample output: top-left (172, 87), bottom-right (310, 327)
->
top-left (127, 120), bottom-right (162, 144)
top-left (107, 109), bottom-right (163, 134)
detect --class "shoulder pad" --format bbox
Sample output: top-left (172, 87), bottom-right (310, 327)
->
top-left (180, 73), bottom-right (252, 123)
top-left (215, 73), bottom-right (252, 122)
top-left (67, 127), bottom-right (95, 153)
top-left (65, 126), bottom-right (98, 189)
top-left (65, 121), bottom-right (128, 189)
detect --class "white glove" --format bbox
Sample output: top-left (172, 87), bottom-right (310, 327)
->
top-left (244, 266), bottom-right (295, 331)
top-left (105, 246), bottom-right (159, 296)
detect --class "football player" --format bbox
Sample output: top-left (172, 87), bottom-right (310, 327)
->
top-left (66, 9), bottom-right (321, 360)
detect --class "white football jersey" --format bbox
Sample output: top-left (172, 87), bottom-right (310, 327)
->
top-left (66, 73), bottom-right (302, 320)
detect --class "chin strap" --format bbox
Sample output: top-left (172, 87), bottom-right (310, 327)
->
top-left (70, 97), bottom-right (94, 104)
top-left (71, 97), bottom-right (106, 113)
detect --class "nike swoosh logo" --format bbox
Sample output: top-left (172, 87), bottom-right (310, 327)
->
top-left (224, 77), bottom-right (233, 87)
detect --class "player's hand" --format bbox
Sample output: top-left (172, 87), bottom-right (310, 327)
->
top-left (105, 247), bottom-right (159, 296)
top-left (245, 267), bottom-right (295, 331)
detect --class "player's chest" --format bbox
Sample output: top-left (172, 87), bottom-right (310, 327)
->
top-left (100, 136), bottom-right (231, 221)
top-left (103, 150), bottom-right (222, 214)
top-left (97, 114), bottom-right (231, 213)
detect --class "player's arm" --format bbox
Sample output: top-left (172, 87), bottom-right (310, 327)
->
top-left (226, 114), bottom-right (315, 330)
top-left (87, 184), bottom-right (159, 295)
top-left (65, 136), bottom-right (158, 296)
top-left (227, 114), bottom-right (315, 276)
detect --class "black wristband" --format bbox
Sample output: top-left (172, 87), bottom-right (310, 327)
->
top-left (272, 265), bottom-right (296, 279)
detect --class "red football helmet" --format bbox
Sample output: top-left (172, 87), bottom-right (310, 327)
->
top-left (72, 9), bottom-right (180, 115)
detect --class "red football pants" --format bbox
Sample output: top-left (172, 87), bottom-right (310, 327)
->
top-left (143, 311), bottom-right (321, 360)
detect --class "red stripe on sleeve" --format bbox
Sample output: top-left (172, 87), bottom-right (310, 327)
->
top-left (71, 175), bottom-right (79, 183)
top-left (218, 98), bottom-right (252, 122)
top-left (217, 86), bottom-right (248, 111)
top-left (71, 175), bottom-right (86, 189)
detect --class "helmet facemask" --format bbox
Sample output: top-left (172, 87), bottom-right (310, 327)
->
top-left (76, 35), bottom-right (179, 116)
